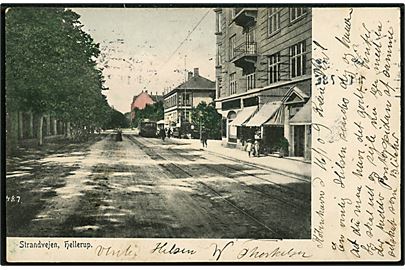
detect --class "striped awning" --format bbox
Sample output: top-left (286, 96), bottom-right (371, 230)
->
top-left (264, 104), bottom-right (284, 126)
top-left (244, 101), bottom-right (282, 127)
top-left (290, 98), bottom-right (312, 125)
top-left (230, 106), bottom-right (258, 126)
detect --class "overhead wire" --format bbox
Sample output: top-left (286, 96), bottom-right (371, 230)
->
top-left (160, 8), bottom-right (212, 68)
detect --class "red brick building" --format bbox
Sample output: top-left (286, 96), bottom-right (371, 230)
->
top-left (130, 90), bottom-right (162, 123)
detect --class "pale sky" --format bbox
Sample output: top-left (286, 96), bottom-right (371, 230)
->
top-left (73, 8), bottom-right (216, 113)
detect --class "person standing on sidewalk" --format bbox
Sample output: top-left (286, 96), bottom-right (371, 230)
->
top-left (246, 139), bottom-right (253, 157)
top-left (160, 128), bottom-right (166, 141)
top-left (201, 129), bottom-right (208, 148)
top-left (254, 131), bottom-right (261, 157)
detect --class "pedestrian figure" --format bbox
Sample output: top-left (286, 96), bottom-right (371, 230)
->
top-left (254, 131), bottom-right (261, 157)
top-left (201, 130), bottom-right (208, 148)
top-left (246, 139), bottom-right (253, 157)
top-left (167, 128), bottom-right (172, 138)
top-left (160, 128), bottom-right (166, 141)
top-left (116, 129), bottom-right (123, 141)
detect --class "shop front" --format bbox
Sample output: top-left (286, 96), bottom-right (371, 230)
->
top-left (244, 101), bottom-right (285, 154)
top-left (229, 106), bottom-right (257, 146)
top-left (226, 110), bottom-right (237, 143)
top-left (262, 103), bottom-right (286, 155)
top-left (289, 98), bottom-right (312, 161)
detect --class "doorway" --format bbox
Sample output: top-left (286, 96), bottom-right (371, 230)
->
top-left (293, 125), bottom-right (305, 157)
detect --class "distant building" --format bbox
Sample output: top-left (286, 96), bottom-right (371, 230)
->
top-left (214, 7), bottom-right (312, 160)
top-left (163, 68), bottom-right (215, 127)
top-left (130, 90), bottom-right (163, 123)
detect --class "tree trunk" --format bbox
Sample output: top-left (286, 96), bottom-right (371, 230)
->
top-left (29, 111), bottom-right (34, 138)
top-left (53, 118), bottom-right (57, 135)
top-left (62, 122), bottom-right (66, 137)
top-left (7, 110), bottom-right (19, 155)
top-left (36, 114), bottom-right (44, 146)
top-left (46, 115), bottom-right (51, 136)
top-left (66, 122), bottom-right (72, 139)
top-left (18, 111), bottom-right (24, 139)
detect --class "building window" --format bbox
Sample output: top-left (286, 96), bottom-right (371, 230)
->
top-left (246, 27), bottom-right (256, 44)
top-left (268, 52), bottom-right (281, 83)
top-left (290, 8), bottom-right (307, 22)
top-left (245, 27), bottom-right (256, 55)
top-left (178, 93), bottom-right (191, 105)
top-left (215, 12), bottom-right (222, 33)
top-left (229, 72), bottom-right (237, 95)
top-left (217, 78), bottom-right (222, 98)
top-left (290, 41), bottom-right (307, 78)
top-left (229, 35), bottom-right (236, 60)
top-left (247, 73), bottom-right (255, 90)
top-left (170, 94), bottom-right (176, 107)
top-left (268, 8), bottom-right (281, 35)
top-left (179, 111), bottom-right (190, 122)
top-left (216, 44), bottom-right (222, 66)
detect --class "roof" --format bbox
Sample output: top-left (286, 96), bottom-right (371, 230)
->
top-left (245, 101), bottom-right (282, 127)
top-left (230, 106), bottom-right (258, 126)
top-left (131, 91), bottom-right (155, 110)
top-left (282, 85), bottom-right (310, 103)
top-left (177, 75), bottom-right (215, 90)
top-left (290, 98), bottom-right (312, 125)
top-left (164, 75), bottom-right (215, 98)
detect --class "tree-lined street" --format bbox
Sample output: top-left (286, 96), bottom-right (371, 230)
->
top-left (6, 131), bottom-right (310, 239)
top-left (5, 8), bottom-right (127, 153)
top-left (5, 7), bottom-right (311, 240)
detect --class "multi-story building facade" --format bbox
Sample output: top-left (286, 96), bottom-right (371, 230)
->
top-left (214, 7), bottom-right (312, 160)
top-left (163, 68), bottom-right (215, 127)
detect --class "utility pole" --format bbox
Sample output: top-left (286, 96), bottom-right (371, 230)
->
top-left (199, 113), bottom-right (202, 140)
top-left (184, 55), bottom-right (187, 125)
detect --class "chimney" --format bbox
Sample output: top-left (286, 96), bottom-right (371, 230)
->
top-left (193, 68), bottom-right (199, 77)
top-left (188, 71), bottom-right (193, 80)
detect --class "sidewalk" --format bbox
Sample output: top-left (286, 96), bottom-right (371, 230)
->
top-left (170, 138), bottom-right (311, 181)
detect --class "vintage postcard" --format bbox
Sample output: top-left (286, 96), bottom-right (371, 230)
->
top-left (2, 4), bottom-right (402, 263)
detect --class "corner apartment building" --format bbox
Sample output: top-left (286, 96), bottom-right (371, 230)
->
top-left (214, 7), bottom-right (312, 160)
top-left (163, 68), bottom-right (215, 127)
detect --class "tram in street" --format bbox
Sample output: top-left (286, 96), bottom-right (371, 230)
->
top-left (139, 120), bottom-right (158, 138)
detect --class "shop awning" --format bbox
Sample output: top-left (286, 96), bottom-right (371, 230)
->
top-left (157, 120), bottom-right (166, 125)
top-left (230, 106), bottom-right (257, 126)
top-left (264, 104), bottom-right (284, 126)
top-left (290, 98), bottom-right (312, 125)
top-left (244, 101), bottom-right (282, 127)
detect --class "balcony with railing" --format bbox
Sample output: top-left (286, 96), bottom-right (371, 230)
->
top-left (232, 8), bottom-right (258, 27)
top-left (231, 41), bottom-right (257, 70)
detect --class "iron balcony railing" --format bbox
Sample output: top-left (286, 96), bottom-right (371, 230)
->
top-left (231, 41), bottom-right (257, 61)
